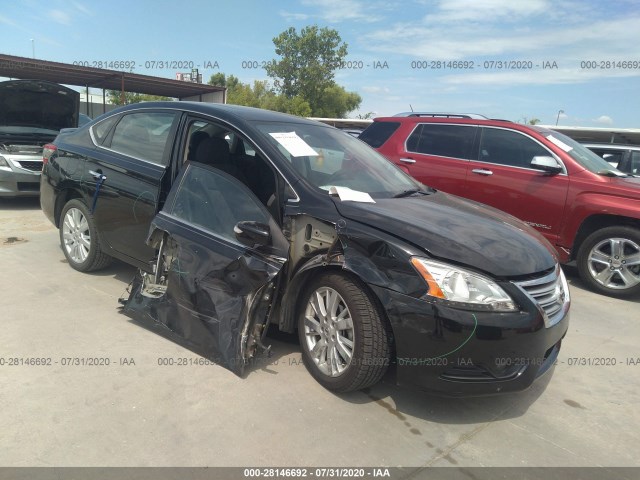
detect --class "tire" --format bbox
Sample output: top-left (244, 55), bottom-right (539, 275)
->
top-left (59, 199), bottom-right (112, 272)
top-left (297, 272), bottom-right (391, 392)
top-left (576, 226), bottom-right (640, 297)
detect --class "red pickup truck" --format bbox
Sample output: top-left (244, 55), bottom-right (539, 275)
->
top-left (360, 113), bottom-right (640, 297)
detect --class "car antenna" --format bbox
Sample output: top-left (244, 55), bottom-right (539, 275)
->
top-left (409, 104), bottom-right (414, 112)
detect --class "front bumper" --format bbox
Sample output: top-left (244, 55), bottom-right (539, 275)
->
top-left (0, 154), bottom-right (42, 197)
top-left (370, 276), bottom-right (570, 396)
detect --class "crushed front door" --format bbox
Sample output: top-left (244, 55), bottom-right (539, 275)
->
top-left (123, 162), bottom-right (288, 375)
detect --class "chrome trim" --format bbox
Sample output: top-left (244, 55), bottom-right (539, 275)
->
top-left (401, 123), bottom-right (569, 175)
top-left (404, 123), bottom-right (478, 161)
top-left (478, 126), bottom-right (568, 175)
top-left (515, 266), bottom-right (569, 328)
top-left (471, 168), bottom-right (493, 176)
top-left (89, 105), bottom-right (302, 203)
top-left (399, 158), bottom-right (416, 164)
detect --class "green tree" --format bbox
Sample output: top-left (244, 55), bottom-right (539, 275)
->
top-left (519, 116), bottom-right (541, 125)
top-left (265, 25), bottom-right (360, 116)
top-left (313, 85), bottom-right (361, 118)
top-left (208, 72), bottom-right (227, 87)
top-left (107, 90), bottom-right (172, 105)
top-left (208, 73), bottom-right (312, 116)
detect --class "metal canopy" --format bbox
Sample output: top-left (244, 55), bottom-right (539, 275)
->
top-left (0, 53), bottom-right (225, 100)
top-left (542, 125), bottom-right (640, 146)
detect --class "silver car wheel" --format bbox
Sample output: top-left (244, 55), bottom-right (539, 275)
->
top-left (62, 207), bottom-right (91, 264)
top-left (303, 287), bottom-right (355, 377)
top-left (587, 237), bottom-right (640, 290)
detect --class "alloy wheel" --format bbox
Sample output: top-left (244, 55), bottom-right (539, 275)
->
top-left (303, 287), bottom-right (355, 377)
top-left (62, 207), bottom-right (91, 264)
top-left (587, 237), bottom-right (640, 290)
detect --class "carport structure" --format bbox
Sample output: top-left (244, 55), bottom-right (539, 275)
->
top-left (0, 53), bottom-right (226, 115)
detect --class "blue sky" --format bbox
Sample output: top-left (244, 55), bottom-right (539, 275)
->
top-left (1, 0), bottom-right (639, 126)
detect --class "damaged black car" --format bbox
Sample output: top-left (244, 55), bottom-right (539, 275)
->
top-left (40, 102), bottom-right (570, 394)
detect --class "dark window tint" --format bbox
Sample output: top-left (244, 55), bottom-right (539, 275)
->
top-left (109, 112), bottom-right (177, 165)
top-left (407, 124), bottom-right (476, 160)
top-left (594, 150), bottom-right (623, 168)
top-left (630, 152), bottom-right (640, 175)
top-left (359, 121), bottom-right (400, 148)
top-left (171, 164), bottom-right (269, 243)
top-left (92, 115), bottom-right (119, 145)
top-left (479, 128), bottom-right (550, 168)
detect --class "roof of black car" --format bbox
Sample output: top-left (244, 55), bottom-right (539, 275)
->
top-left (112, 101), bottom-right (323, 127)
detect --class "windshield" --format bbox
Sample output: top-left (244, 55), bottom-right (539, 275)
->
top-left (254, 121), bottom-right (421, 198)
top-left (534, 127), bottom-right (626, 175)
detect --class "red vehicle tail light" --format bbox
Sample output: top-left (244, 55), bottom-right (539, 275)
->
top-left (42, 144), bottom-right (58, 166)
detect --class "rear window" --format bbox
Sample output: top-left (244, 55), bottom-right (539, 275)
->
top-left (359, 121), bottom-right (400, 148)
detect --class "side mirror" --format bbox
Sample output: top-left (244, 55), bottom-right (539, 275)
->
top-left (530, 156), bottom-right (563, 174)
top-left (234, 221), bottom-right (271, 247)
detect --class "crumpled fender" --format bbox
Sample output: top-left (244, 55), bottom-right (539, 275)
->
top-left (278, 219), bottom-right (428, 332)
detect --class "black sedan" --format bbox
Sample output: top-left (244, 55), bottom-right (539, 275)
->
top-left (40, 102), bottom-right (569, 394)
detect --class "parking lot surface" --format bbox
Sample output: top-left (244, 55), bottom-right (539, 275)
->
top-left (1, 197), bottom-right (639, 468)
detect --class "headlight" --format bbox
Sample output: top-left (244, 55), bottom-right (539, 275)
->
top-left (0, 155), bottom-right (9, 167)
top-left (411, 257), bottom-right (517, 312)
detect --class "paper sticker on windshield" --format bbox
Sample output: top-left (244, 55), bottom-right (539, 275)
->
top-left (328, 186), bottom-right (375, 203)
top-left (269, 132), bottom-right (318, 157)
top-left (546, 135), bottom-right (573, 152)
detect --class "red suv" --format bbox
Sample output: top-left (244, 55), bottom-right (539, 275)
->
top-left (360, 113), bottom-right (640, 298)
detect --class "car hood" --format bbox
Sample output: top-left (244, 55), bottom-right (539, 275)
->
top-left (0, 80), bottom-right (79, 131)
top-left (615, 176), bottom-right (640, 187)
top-left (333, 191), bottom-right (557, 278)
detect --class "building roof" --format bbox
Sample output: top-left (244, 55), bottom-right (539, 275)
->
top-left (0, 53), bottom-right (225, 100)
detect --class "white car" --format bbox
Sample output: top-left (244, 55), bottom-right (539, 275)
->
top-left (0, 79), bottom-right (80, 197)
top-left (583, 143), bottom-right (640, 176)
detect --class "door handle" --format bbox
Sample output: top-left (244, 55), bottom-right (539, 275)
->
top-left (471, 168), bottom-right (493, 176)
top-left (89, 170), bottom-right (106, 181)
top-left (399, 158), bottom-right (416, 164)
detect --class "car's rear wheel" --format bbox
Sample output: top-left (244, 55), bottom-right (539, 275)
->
top-left (577, 226), bottom-right (640, 297)
top-left (298, 272), bottom-right (390, 392)
top-left (60, 199), bottom-right (111, 272)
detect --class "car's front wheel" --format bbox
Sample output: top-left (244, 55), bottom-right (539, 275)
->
top-left (577, 226), bottom-right (640, 297)
top-left (59, 199), bottom-right (111, 272)
top-left (298, 272), bottom-right (391, 392)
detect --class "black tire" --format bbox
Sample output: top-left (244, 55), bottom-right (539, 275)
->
top-left (297, 272), bottom-right (391, 392)
top-left (576, 226), bottom-right (640, 298)
top-left (59, 199), bottom-right (112, 272)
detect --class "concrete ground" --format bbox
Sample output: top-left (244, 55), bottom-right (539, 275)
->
top-left (1, 197), bottom-right (639, 468)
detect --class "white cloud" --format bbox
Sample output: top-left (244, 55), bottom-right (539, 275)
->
top-left (279, 11), bottom-right (310, 21)
top-left (359, 0), bottom-right (640, 76)
top-left (363, 15), bottom-right (640, 61)
top-left (0, 14), bottom-right (17, 26)
top-left (282, 0), bottom-right (383, 23)
top-left (72, 2), bottom-right (92, 16)
top-left (441, 67), bottom-right (640, 87)
top-left (593, 115), bottom-right (614, 125)
top-left (361, 86), bottom-right (391, 94)
top-left (49, 10), bottom-right (71, 25)
top-left (423, 0), bottom-right (550, 24)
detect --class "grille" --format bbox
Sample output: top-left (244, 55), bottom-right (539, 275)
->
top-left (17, 161), bottom-right (43, 171)
top-left (516, 268), bottom-right (568, 327)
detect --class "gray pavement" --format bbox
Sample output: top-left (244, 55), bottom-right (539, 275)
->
top-left (1, 197), bottom-right (639, 468)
